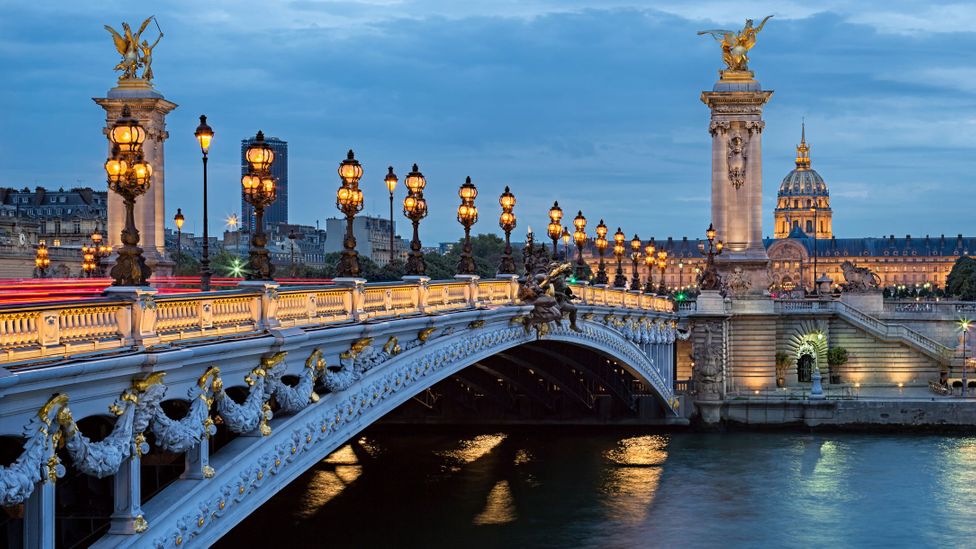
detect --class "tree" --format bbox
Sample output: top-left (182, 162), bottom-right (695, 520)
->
top-left (443, 233), bottom-right (519, 278)
top-left (947, 257), bottom-right (976, 300)
top-left (172, 252), bottom-right (200, 277)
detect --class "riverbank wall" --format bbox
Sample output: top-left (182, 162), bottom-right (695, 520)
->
top-left (708, 398), bottom-right (976, 429)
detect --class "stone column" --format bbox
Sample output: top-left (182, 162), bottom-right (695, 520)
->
top-left (94, 83), bottom-right (178, 276)
top-left (700, 75), bottom-right (773, 294)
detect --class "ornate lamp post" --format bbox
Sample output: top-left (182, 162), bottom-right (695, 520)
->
top-left (104, 105), bottom-right (153, 286)
top-left (697, 223), bottom-right (724, 291)
top-left (561, 226), bottom-right (571, 261)
top-left (173, 208), bottom-right (184, 253)
top-left (241, 131), bottom-right (278, 280)
top-left (288, 228), bottom-right (299, 277)
top-left (572, 211), bottom-right (587, 280)
top-left (336, 150), bottom-right (365, 277)
top-left (644, 241), bottom-right (657, 293)
top-left (403, 164), bottom-right (428, 276)
top-left (961, 319), bottom-right (972, 396)
top-left (498, 186), bottom-right (517, 275)
top-left (34, 241), bottom-right (50, 278)
top-left (678, 260), bottom-right (685, 290)
top-left (91, 231), bottom-right (110, 277)
top-left (547, 201), bottom-right (563, 257)
top-left (385, 166), bottom-right (398, 265)
top-left (195, 115), bottom-right (215, 291)
top-left (593, 219), bottom-right (609, 285)
top-left (81, 243), bottom-right (97, 278)
top-left (629, 234), bottom-right (642, 291)
top-left (657, 250), bottom-right (669, 294)
top-left (612, 228), bottom-right (626, 288)
top-left (455, 177), bottom-right (479, 275)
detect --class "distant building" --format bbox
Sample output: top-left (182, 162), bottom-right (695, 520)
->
top-left (240, 134), bottom-right (288, 232)
top-left (324, 215), bottom-right (405, 267)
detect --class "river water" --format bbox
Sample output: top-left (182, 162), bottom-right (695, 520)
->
top-left (219, 429), bottom-right (976, 548)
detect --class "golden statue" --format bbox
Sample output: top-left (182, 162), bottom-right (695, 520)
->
top-left (698, 15), bottom-right (773, 75)
top-left (104, 16), bottom-right (163, 82)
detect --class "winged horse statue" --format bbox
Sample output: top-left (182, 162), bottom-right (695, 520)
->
top-left (698, 15), bottom-right (773, 72)
top-left (104, 17), bottom-right (156, 81)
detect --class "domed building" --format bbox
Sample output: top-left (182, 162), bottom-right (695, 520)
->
top-left (773, 124), bottom-right (832, 239)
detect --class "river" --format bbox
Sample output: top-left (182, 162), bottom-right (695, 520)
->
top-left (218, 429), bottom-right (976, 548)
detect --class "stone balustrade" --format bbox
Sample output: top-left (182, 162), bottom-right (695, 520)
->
top-left (0, 278), bottom-right (674, 367)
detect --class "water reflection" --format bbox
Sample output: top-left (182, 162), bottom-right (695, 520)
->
top-left (220, 431), bottom-right (976, 549)
top-left (473, 480), bottom-right (517, 525)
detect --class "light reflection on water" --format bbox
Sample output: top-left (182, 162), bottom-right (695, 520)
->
top-left (219, 431), bottom-right (976, 549)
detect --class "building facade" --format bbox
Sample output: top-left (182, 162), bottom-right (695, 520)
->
top-left (324, 215), bottom-right (405, 267)
top-left (241, 134), bottom-right (288, 232)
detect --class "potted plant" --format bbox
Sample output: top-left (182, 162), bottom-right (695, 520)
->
top-left (827, 346), bottom-right (849, 385)
top-left (775, 351), bottom-right (792, 388)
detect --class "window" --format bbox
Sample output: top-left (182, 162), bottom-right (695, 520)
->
top-left (806, 199), bottom-right (812, 208)
top-left (793, 220), bottom-right (799, 229)
top-left (805, 220), bottom-right (813, 233)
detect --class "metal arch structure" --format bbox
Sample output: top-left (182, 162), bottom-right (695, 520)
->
top-left (0, 282), bottom-right (677, 548)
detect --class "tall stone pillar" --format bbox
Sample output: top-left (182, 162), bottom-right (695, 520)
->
top-left (94, 81), bottom-right (177, 276)
top-left (701, 72), bottom-right (772, 294)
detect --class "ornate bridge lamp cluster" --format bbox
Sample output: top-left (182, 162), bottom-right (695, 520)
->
top-left (173, 208), bottom-right (184, 252)
top-left (572, 211), bottom-right (587, 280)
top-left (455, 177), bottom-right (479, 275)
top-left (81, 243), bottom-right (97, 277)
top-left (335, 150), bottom-right (364, 278)
top-left (241, 131), bottom-right (278, 280)
top-left (612, 228), bottom-right (627, 288)
top-left (561, 227), bottom-right (571, 261)
top-left (644, 240), bottom-right (657, 294)
top-left (593, 219), bottom-right (609, 285)
top-left (34, 241), bottom-right (50, 278)
top-left (195, 115), bottom-right (215, 291)
top-left (403, 164), bottom-right (428, 276)
top-left (497, 186), bottom-right (517, 275)
top-left (697, 222), bottom-right (725, 291)
top-left (629, 234), bottom-right (642, 291)
top-left (91, 231), bottom-right (110, 277)
top-left (657, 250), bottom-right (669, 294)
top-left (547, 201), bottom-right (563, 257)
top-left (104, 105), bottom-right (153, 286)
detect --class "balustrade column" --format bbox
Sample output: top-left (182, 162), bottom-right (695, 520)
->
top-left (109, 451), bottom-right (145, 534)
top-left (23, 478), bottom-right (55, 549)
top-left (334, 278), bottom-right (367, 321)
top-left (182, 437), bottom-right (212, 480)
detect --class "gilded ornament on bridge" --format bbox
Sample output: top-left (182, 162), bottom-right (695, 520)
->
top-left (418, 328), bottom-right (437, 342)
top-left (727, 133), bottom-right (748, 189)
top-left (383, 336), bottom-right (402, 356)
top-left (698, 15), bottom-right (772, 77)
top-left (104, 17), bottom-right (164, 84)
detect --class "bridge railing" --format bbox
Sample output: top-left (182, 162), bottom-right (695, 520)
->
top-left (0, 278), bottom-right (672, 367)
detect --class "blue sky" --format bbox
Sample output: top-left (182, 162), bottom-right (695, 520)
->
top-left (0, 1), bottom-right (974, 244)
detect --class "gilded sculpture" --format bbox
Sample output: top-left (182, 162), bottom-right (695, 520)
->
top-left (104, 16), bottom-right (164, 83)
top-left (698, 15), bottom-right (773, 74)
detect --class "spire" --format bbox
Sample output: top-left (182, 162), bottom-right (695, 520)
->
top-left (795, 120), bottom-right (811, 170)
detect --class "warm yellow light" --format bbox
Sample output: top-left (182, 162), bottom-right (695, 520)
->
top-left (385, 166), bottom-right (398, 194)
top-left (548, 222), bottom-right (562, 240)
top-left (596, 220), bottom-right (608, 239)
top-left (548, 201), bottom-right (563, 223)
top-left (631, 235), bottom-right (641, 252)
top-left (405, 164), bottom-right (426, 193)
top-left (573, 211), bottom-right (586, 231)
top-left (614, 228), bottom-right (625, 245)
top-left (104, 158), bottom-right (127, 183)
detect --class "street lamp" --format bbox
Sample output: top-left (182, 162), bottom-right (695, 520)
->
top-left (288, 228), bottom-right (299, 277)
top-left (613, 227), bottom-right (626, 288)
top-left (385, 166), bottom-right (398, 266)
top-left (241, 131), bottom-right (278, 280)
top-left (561, 226), bottom-right (571, 261)
top-left (698, 223), bottom-right (724, 291)
top-left (91, 231), bottom-right (110, 277)
top-left (644, 241), bottom-right (657, 293)
top-left (678, 260), bottom-right (684, 290)
top-left (547, 201), bottom-right (563, 257)
top-left (34, 241), bottom-right (50, 278)
top-left (572, 211), bottom-right (587, 280)
top-left (456, 177), bottom-right (479, 275)
top-left (961, 319), bottom-right (972, 396)
top-left (498, 186), bottom-right (517, 275)
top-left (81, 243), bottom-right (97, 278)
top-left (657, 250), bottom-right (669, 294)
top-left (629, 234), bottom-right (642, 291)
top-left (403, 164), bottom-right (428, 276)
top-left (195, 115), bottom-right (215, 291)
top-left (173, 208), bottom-right (184, 253)
top-left (593, 219), bottom-right (609, 285)
top-left (104, 105), bottom-right (152, 286)
top-left (335, 149), bottom-right (365, 278)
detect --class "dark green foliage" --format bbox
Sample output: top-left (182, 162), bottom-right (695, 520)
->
top-left (947, 257), bottom-right (976, 300)
top-left (827, 347), bottom-right (849, 367)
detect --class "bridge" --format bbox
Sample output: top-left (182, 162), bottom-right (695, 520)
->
top-left (0, 277), bottom-right (679, 547)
